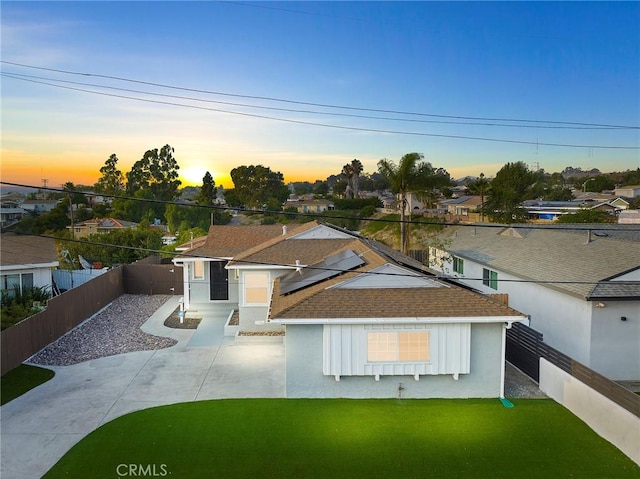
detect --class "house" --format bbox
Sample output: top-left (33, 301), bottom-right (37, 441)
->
top-left (68, 218), bottom-right (138, 238)
top-left (0, 201), bottom-right (28, 228)
top-left (523, 199), bottom-right (621, 221)
top-left (0, 233), bottom-right (59, 296)
top-left (438, 196), bottom-right (484, 216)
top-left (174, 221), bottom-right (527, 399)
top-left (285, 199), bottom-right (335, 214)
top-left (614, 185), bottom-right (640, 198)
top-left (21, 199), bottom-right (59, 215)
top-left (428, 224), bottom-right (640, 380)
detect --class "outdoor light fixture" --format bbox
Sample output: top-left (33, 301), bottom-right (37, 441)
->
top-left (621, 316), bottom-right (627, 322)
top-left (595, 302), bottom-right (606, 308)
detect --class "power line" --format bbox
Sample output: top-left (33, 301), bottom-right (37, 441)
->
top-left (3, 74), bottom-right (636, 150)
top-left (2, 60), bottom-right (638, 130)
top-left (4, 71), bottom-right (625, 131)
top-left (4, 180), bottom-right (640, 232)
top-left (12, 231), bottom-right (639, 288)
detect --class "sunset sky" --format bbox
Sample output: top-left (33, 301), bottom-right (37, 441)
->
top-left (2, 1), bottom-right (638, 191)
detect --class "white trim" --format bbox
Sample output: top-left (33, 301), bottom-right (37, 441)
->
top-left (271, 316), bottom-right (526, 325)
top-left (0, 262), bottom-right (58, 271)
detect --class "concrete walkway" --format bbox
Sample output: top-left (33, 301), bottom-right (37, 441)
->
top-left (0, 297), bottom-right (285, 479)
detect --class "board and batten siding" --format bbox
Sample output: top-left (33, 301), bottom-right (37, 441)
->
top-left (322, 323), bottom-right (471, 377)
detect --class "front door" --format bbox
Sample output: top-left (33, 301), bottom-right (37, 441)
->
top-left (210, 261), bottom-right (229, 300)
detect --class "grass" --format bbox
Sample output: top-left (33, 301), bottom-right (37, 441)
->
top-left (1, 364), bottom-right (55, 406)
top-left (44, 398), bottom-right (639, 479)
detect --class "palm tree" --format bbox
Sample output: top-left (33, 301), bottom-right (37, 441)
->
top-left (467, 173), bottom-right (491, 222)
top-left (377, 152), bottom-right (426, 254)
top-left (350, 159), bottom-right (363, 199)
top-left (341, 163), bottom-right (354, 199)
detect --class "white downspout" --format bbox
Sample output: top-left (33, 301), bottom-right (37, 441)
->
top-left (500, 322), bottom-right (508, 399)
top-left (182, 262), bottom-right (190, 309)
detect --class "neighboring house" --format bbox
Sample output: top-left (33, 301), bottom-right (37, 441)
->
top-left (0, 233), bottom-right (59, 296)
top-left (68, 218), bottom-right (138, 238)
top-left (438, 196), bottom-right (484, 216)
top-left (0, 201), bottom-right (28, 228)
top-left (619, 210), bottom-right (640, 224)
top-left (285, 199), bottom-right (335, 214)
top-left (21, 199), bottom-right (59, 215)
top-left (429, 224), bottom-right (640, 380)
top-left (523, 199), bottom-right (621, 221)
top-left (175, 221), bottom-right (527, 399)
top-left (614, 185), bottom-right (640, 198)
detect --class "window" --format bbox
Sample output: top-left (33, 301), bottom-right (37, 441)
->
top-left (367, 331), bottom-right (430, 362)
top-left (1, 273), bottom-right (32, 298)
top-left (193, 261), bottom-right (205, 280)
top-left (244, 272), bottom-right (269, 304)
top-left (483, 268), bottom-right (498, 290)
top-left (453, 256), bottom-right (464, 274)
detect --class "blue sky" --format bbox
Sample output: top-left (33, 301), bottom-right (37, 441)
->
top-left (2, 1), bottom-right (638, 189)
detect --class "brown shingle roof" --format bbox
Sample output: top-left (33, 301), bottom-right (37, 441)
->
top-left (178, 224), bottom-right (291, 258)
top-left (1, 233), bottom-right (59, 267)
top-left (269, 238), bottom-right (524, 321)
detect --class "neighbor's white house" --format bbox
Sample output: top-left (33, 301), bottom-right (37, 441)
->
top-left (0, 233), bottom-right (59, 296)
top-left (174, 221), bottom-right (526, 399)
top-left (428, 224), bottom-right (640, 381)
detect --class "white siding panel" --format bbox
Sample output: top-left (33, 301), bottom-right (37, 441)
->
top-left (323, 323), bottom-right (471, 378)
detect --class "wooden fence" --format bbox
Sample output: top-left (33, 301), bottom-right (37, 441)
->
top-left (507, 322), bottom-right (640, 418)
top-left (1, 258), bottom-right (183, 375)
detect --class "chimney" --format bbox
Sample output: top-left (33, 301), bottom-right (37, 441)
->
top-left (282, 225), bottom-right (287, 235)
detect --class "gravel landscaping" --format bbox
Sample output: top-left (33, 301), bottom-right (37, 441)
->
top-left (29, 295), bottom-right (177, 366)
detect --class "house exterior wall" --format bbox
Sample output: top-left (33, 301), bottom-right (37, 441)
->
top-left (284, 322), bottom-right (503, 398)
top-left (185, 260), bottom-right (239, 306)
top-left (437, 253), bottom-right (593, 366)
top-left (237, 269), bottom-right (288, 333)
top-left (0, 266), bottom-right (54, 294)
top-left (590, 301), bottom-right (640, 380)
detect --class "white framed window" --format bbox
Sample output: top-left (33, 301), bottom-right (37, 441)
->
top-left (244, 272), bottom-right (269, 305)
top-left (193, 261), bottom-right (205, 280)
top-left (367, 331), bottom-right (430, 362)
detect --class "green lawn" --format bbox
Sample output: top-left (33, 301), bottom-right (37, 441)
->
top-left (44, 398), bottom-right (639, 479)
top-left (1, 364), bottom-right (54, 406)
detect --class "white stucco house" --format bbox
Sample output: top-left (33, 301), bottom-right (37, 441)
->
top-left (174, 221), bottom-right (526, 399)
top-left (0, 233), bottom-right (59, 296)
top-left (428, 224), bottom-right (640, 381)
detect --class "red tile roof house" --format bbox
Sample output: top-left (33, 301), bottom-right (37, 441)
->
top-left (173, 222), bottom-right (526, 399)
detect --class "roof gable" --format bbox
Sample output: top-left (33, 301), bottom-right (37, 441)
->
top-left (289, 224), bottom-right (354, 239)
top-left (332, 264), bottom-right (442, 289)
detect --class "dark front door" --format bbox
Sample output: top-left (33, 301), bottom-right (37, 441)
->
top-left (210, 261), bottom-right (229, 300)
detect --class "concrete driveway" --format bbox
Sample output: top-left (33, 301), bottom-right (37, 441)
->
top-left (0, 297), bottom-right (285, 479)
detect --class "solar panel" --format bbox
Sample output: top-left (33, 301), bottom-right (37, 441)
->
top-left (279, 249), bottom-right (365, 295)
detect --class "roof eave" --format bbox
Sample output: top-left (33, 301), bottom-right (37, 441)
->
top-left (269, 315), bottom-right (526, 325)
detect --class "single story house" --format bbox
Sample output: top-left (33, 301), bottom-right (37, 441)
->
top-left (428, 224), bottom-right (640, 380)
top-left (0, 233), bottom-right (59, 296)
top-left (20, 199), bottom-right (59, 215)
top-left (175, 221), bottom-right (527, 399)
top-left (285, 199), bottom-right (335, 214)
top-left (438, 196), bottom-right (484, 216)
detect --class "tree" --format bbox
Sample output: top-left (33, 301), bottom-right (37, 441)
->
top-left (195, 172), bottom-right (217, 206)
top-left (229, 165), bottom-right (289, 208)
top-left (126, 144), bottom-right (181, 201)
top-left (94, 154), bottom-right (124, 195)
top-left (341, 163), bottom-right (354, 199)
top-left (377, 152), bottom-right (450, 254)
top-left (579, 175), bottom-right (615, 193)
top-left (483, 162), bottom-right (537, 223)
top-left (555, 209), bottom-right (612, 223)
top-left (467, 173), bottom-right (491, 222)
top-left (350, 159), bottom-right (363, 199)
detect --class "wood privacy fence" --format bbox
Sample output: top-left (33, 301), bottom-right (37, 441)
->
top-left (1, 258), bottom-right (183, 375)
top-left (506, 322), bottom-right (640, 418)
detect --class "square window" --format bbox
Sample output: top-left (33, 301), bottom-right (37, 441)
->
top-left (483, 268), bottom-right (498, 290)
top-left (453, 256), bottom-right (464, 274)
top-left (367, 331), bottom-right (430, 362)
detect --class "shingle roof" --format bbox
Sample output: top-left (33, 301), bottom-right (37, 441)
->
top-left (434, 224), bottom-right (640, 299)
top-left (269, 237), bottom-right (525, 321)
top-left (1, 233), bottom-right (59, 267)
top-left (178, 223), bottom-right (311, 259)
